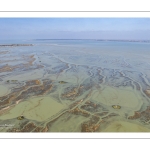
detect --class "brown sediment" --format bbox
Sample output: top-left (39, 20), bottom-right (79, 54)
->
top-left (81, 123), bottom-right (100, 132)
top-left (96, 112), bottom-right (109, 117)
top-left (69, 107), bottom-right (90, 117)
top-left (68, 99), bottom-right (111, 132)
top-left (0, 55), bottom-right (36, 73)
top-left (15, 83), bottom-right (53, 101)
top-left (8, 122), bottom-right (48, 132)
top-left (62, 87), bottom-right (78, 99)
top-left (0, 106), bottom-right (12, 115)
top-left (128, 111), bottom-right (141, 119)
top-left (81, 112), bottom-right (118, 132)
top-left (0, 58), bottom-right (27, 64)
top-left (0, 84), bottom-right (28, 108)
top-left (145, 89), bottom-right (150, 97)
top-left (41, 126), bottom-right (48, 132)
top-left (11, 85), bottom-right (28, 93)
top-left (69, 99), bottom-right (84, 109)
top-left (28, 55), bottom-right (35, 65)
top-left (85, 101), bottom-right (99, 108)
top-left (25, 80), bottom-right (41, 86)
top-left (61, 85), bottom-right (85, 101)
top-left (133, 81), bottom-right (141, 91)
top-left (81, 101), bottom-right (106, 113)
top-left (0, 64), bottom-right (13, 73)
top-left (0, 79), bottom-right (53, 110)
top-left (128, 106), bottom-right (150, 122)
top-left (0, 95), bottom-right (8, 101)
top-left (81, 116), bottom-right (100, 132)
top-left (0, 92), bottom-right (19, 108)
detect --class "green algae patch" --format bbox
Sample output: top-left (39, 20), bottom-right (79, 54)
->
top-left (59, 81), bottom-right (67, 84)
top-left (17, 115), bottom-right (25, 120)
top-left (112, 105), bottom-right (121, 109)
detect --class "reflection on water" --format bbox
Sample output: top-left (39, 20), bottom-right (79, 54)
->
top-left (0, 40), bottom-right (150, 132)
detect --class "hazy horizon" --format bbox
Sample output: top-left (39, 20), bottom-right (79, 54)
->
top-left (0, 18), bottom-right (150, 40)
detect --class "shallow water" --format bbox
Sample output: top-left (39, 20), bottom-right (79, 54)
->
top-left (0, 40), bottom-right (150, 132)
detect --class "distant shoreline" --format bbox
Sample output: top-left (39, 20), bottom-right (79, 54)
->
top-left (0, 44), bottom-right (33, 47)
top-left (34, 39), bottom-right (150, 43)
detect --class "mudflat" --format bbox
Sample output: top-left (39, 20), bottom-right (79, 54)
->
top-left (0, 40), bottom-right (150, 132)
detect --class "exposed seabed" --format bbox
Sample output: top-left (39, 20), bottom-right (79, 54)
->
top-left (0, 41), bottom-right (150, 132)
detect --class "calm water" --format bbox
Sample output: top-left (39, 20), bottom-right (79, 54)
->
top-left (0, 39), bottom-right (150, 132)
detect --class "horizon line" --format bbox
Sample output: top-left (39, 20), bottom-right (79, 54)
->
top-left (34, 39), bottom-right (150, 41)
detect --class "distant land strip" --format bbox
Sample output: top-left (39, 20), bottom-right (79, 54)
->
top-left (1, 11), bottom-right (150, 12)
top-left (0, 44), bottom-right (33, 47)
top-left (35, 39), bottom-right (150, 43)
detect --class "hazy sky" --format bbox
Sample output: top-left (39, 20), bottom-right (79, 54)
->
top-left (0, 18), bottom-right (150, 40)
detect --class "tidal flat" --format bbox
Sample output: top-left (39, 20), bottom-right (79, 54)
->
top-left (0, 39), bottom-right (150, 132)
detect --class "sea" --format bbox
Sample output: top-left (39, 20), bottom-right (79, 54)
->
top-left (0, 39), bottom-right (150, 132)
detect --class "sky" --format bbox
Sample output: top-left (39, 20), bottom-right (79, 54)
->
top-left (0, 18), bottom-right (150, 40)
